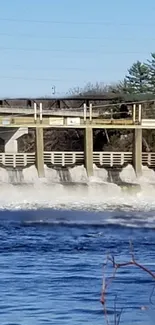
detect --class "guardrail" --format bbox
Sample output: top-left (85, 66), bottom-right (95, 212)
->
top-left (0, 102), bottom-right (144, 123)
top-left (0, 151), bottom-right (155, 168)
top-left (0, 153), bottom-right (35, 167)
top-left (93, 152), bottom-right (133, 166)
top-left (44, 152), bottom-right (84, 166)
top-left (44, 152), bottom-right (133, 167)
top-left (1, 102), bottom-right (155, 129)
top-left (0, 106), bottom-right (100, 118)
top-left (142, 152), bottom-right (155, 166)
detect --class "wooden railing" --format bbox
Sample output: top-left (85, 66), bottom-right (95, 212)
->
top-left (0, 151), bottom-right (155, 167)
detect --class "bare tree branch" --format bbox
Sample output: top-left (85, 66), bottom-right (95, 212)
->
top-left (100, 242), bottom-right (155, 325)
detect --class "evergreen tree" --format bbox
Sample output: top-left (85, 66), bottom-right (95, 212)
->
top-left (109, 79), bottom-right (133, 94)
top-left (147, 53), bottom-right (155, 92)
top-left (125, 60), bottom-right (150, 93)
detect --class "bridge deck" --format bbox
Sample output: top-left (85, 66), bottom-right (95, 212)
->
top-left (0, 117), bottom-right (151, 128)
top-left (0, 104), bottom-right (154, 129)
top-left (0, 118), bottom-right (139, 128)
top-left (0, 107), bottom-right (99, 117)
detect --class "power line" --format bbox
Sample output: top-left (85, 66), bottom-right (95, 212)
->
top-left (0, 76), bottom-right (89, 82)
top-left (0, 32), bottom-right (154, 41)
top-left (0, 32), bottom-right (105, 40)
top-left (0, 46), bottom-right (150, 55)
top-left (0, 32), bottom-right (110, 40)
top-left (0, 17), bottom-right (154, 26)
top-left (0, 65), bottom-right (100, 72)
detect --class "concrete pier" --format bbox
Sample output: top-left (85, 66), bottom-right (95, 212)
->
top-left (133, 129), bottom-right (142, 177)
top-left (35, 128), bottom-right (45, 177)
top-left (84, 127), bottom-right (93, 177)
top-left (0, 127), bottom-right (28, 152)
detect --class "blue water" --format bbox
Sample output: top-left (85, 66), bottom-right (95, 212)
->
top-left (0, 208), bottom-right (155, 325)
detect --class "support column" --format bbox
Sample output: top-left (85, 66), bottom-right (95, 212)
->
top-left (133, 129), bottom-right (142, 177)
top-left (84, 127), bottom-right (93, 177)
top-left (35, 127), bottom-right (45, 178)
top-left (0, 127), bottom-right (28, 152)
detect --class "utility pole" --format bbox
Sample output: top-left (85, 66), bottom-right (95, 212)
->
top-left (52, 86), bottom-right (56, 95)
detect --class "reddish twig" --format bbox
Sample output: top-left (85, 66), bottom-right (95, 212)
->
top-left (100, 242), bottom-right (155, 325)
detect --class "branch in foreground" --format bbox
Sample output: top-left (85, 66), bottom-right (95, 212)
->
top-left (100, 243), bottom-right (155, 325)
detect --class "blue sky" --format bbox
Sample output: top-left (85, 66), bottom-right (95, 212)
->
top-left (0, 0), bottom-right (155, 97)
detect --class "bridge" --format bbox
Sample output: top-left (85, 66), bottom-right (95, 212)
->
top-left (0, 96), bottom-right (155, 178)
top-left (0, 151), bottom-right (155, 169)
top-left (0, 101), bottom-right (154, 129)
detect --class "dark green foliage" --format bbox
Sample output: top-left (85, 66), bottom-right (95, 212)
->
top-left (147, 53), bottom-right (155, 93)
top-left (110, 79), bottom-right (135, 95)
top-left (125, 60), bottom-right (150, 93)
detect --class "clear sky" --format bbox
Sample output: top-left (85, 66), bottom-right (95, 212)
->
top-left (0, 0), bottom-right (155, 98)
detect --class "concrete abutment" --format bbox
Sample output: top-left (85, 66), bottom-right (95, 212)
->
top-left (0, 127), bottom-right (28, 153)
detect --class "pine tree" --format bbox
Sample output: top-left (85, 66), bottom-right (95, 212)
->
top-left (109, 79), bottom-right (133, 94)
top-left (147, 53), bottom-right (155, 92)
top-left (125, 60), bottom-right (150, 93)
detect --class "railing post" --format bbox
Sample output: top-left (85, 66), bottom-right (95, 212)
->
top-left (121, 152), bottom-right (124, 165)
top-left (133, 104), bottom-right (136, 123)
top-left (138, 104), bottom-right (142, 123)
top-left (13, 154), bottom-right (16, 168)
top-left (110, 152), bottom-right (113, 167)
top-left (73, 152), bottom-right (76, 164)
top-left (34, 102), bottom-right (37, 122)
top-left (83, 103), bottom-right (87, 122)
top-left (89, 103), bottom-right (92, 122)
top-left (100, 152), bottom-right (102, 165)
top-left (51, 152), bottom-right (54, 164)
top-left (62, 152), bottom-right (65, 166)
top-left (39, 103), bottom-right (43, 123)
top-left (148, 152), bottom-right (151, 166)
top-left (24, 153), bottom-right (27, 166)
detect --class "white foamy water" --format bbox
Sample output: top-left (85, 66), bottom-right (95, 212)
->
top-left (0, 164), bottom-right (154, 214)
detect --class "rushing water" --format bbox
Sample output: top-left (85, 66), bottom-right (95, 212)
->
top-left (1, 165), bottom-right (155, 324)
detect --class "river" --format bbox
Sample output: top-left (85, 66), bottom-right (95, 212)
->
top-left (0, 179), bottom-right (155, 324)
